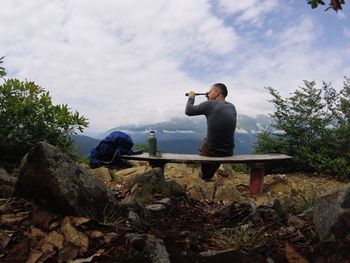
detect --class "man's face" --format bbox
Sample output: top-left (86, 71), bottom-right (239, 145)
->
top-left (206, 86), bottom-right (220, 100)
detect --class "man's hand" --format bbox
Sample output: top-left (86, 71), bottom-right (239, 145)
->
top-left (187, 91), bottom-right (196, 97)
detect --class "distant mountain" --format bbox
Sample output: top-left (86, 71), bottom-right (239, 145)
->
top-left (71, 135), bottom-right (99, 156)
top-left (72, 114), bottom-right (274, 156)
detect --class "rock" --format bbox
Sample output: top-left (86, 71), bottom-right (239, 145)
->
top-left (214, 182), bottom-right (242, 201)
top-left (287, 215), bottom-right (307, 228)
top-left (266, 180), bottom-right (291, 194)
top-left (89, 167), bottom-right (112, 183)
top-left (188, 181), bottom-right (216, 200)
top-left (313, 184), bottom-right (350, 240)
top-left (166, 180), bottom-right (186, 197)
top-left (15, 142), bottom-right (117, 221)
top-left (155, 198), bottom-right (172, 207)
top-left (125, 233), bottom-right (170, 263)
top-left (128, 210), bottom-right (141, 224)
top-left (216, 164), bottom-right (235, 178)
top-left (143, 204), bottom-right (167, 218)
top-left (113, 166), bottom-right (147, 180)
top-left (0, 168), bottom-right (15, 197)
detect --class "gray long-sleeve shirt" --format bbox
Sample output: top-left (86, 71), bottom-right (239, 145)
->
top-left (185, 97), bottom-right (237, 156)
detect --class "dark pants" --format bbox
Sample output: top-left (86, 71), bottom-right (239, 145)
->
top-left (199, 139), bottom-right (227, 180)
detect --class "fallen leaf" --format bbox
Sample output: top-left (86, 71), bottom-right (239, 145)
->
top-left (86, 230), bottom-right (104, 239)
top-left (0, 230), bottom-right (13, 250)
top-left (31, 206), bottom-right (56, 230)
top-left (30, 226), bottom-right (47, 242)
top-left (68, 249), bottom-right (104, 263)
top-left (40, 241), bottom-right (55, 255)
top-left (62, 217), bottom-right (89, 252)
top-left (46, 231), bottom-right (64, 250)
top-left (285, 243), bottom-right (309, 263)
top-left (2, 237), bottom-right (30, 262)
top-left (69, 217), bottom-right (91, 226)
top-left (0, 211), bottom-right (29, 226)
top-left (26, 249), bottom-right (43, 263)
top-left (58, 243), bottom-right (80, 262)
top-left (49, 221), bottom-right (60, 230)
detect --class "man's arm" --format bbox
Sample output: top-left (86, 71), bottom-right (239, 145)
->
top-left (185, 96), bottom-right (210, 116)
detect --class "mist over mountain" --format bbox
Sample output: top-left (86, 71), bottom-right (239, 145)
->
top-left (72, 114), bottom-right (274, 156)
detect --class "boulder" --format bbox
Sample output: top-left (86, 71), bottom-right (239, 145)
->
top-left (15, 142), bottom-right (117, 221)
top-left (0, 168), bottom-right (15, 197)
top-left (313, 184), bottom-right (350, 240)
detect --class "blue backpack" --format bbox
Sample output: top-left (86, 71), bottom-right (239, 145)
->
top-left (89, 131), bottom-right (134, 168)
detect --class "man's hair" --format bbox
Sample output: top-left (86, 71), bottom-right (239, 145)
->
top-left (213, 83), bottom-right (228, 97)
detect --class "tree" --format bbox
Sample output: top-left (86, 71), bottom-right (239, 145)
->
top-left (254, 78), bottom-right (350, 177)
top-left (0, 56), bottom-right (6, 79)
top-left (0, 57), bottom-right (88, 168)
top-left (307, 0), bottom-right (346, 12)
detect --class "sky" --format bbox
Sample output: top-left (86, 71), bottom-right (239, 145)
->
top-left (0, 0), bottom-right (349, 135)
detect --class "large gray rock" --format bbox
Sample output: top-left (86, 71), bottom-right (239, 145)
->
top-left (15, 142), bottom-right (117, 221)
top-left (0, 168), bottom-right (15, 197)
top-left (313, 184), bottom-right (350, 240)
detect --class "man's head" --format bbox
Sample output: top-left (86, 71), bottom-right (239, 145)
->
top-left (207, 83), bottom-right (228, 100)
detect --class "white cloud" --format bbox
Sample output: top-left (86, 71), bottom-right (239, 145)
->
top-left (218, 0), bottom-right (279, 24)
top-left (0, 0), bottom-right (239, 132)
top-left (277, 17), bottom-right (318, 47)
top-left (343, 28), bottom-right (350, 38)
top-left (0, 0), bottom-right (349, 134)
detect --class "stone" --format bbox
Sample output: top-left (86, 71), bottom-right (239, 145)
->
top-left (287, 215), bottom-right (307, 228)
top-left (155, 198), bottom-right (172, 207)
top-left (0, 168), bottom-right (15, 198)
top-left (143, 204), bottom-right (167, 218)
top-left (89, 167), bottom-right (112, 183)
top-left (313, 184), bottom-right (350, 240)
top-left (188, 181), bottom-right (216, 200)
top-left (214, 182), bottom-right (242, 201)
top-left (216, 164), bottom-right (235, 178)
top-left (114, 166), bottom-right (147, 180)
top-left (15, 142), bottom-right (117, 221)
top-left (128, 211), bottom-right (141, 224)
top-left (266, 180), bottom-right (292, 194)
top-left (125, 233), bottom-right (170, 263)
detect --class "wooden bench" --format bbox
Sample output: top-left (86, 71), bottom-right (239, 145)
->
top-left (120, 153), bottom-right (292, 195)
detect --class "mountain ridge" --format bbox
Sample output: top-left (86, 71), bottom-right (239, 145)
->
top-left (72, 114), bottom-right (273, 156)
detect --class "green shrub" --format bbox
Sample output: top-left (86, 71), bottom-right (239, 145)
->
top-left (255, 78), bottom-right (350, 177)
top-left (0, 57), bottom-right (88, 169)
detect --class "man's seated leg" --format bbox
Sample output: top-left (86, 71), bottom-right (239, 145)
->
top-left (200, 163), bottom-right (221, 181)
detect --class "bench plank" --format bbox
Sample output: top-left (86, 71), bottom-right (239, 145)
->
top-left (121, 153), bottom-right (291, 164)
top-left (120, 153), bottom-right (291, 195)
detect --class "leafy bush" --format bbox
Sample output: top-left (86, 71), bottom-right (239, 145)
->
top-left (0, 57), bottom-right (88, 168)
top-left (254, 78), bottom-right (350, 177)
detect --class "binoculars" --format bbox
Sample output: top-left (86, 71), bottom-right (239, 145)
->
top-left (185, 92), bottom-right (208, 96)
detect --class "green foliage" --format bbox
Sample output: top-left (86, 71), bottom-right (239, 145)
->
top-left (134, 142), bottom-right (149, 151)
top-left (255, 78), bottom-right (350, 177)
top-left (0, 58), bottom-right (88, 168)
top-left (307, 0), bottom-right (346, 11)
top-left (0, 56), bottom-right (6, 79)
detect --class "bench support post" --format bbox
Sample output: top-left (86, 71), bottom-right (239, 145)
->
top-left (249, 163), bottom-right (265, 195)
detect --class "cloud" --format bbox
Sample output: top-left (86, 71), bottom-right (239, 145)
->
top-left (218, 0), bottom-right (279, 24)
top-left (0, 0), bottom-right (349, 134)
top-left (0, 0), bottom-right (239, 132)
top-left (344, 28), bottom-right (350, 38)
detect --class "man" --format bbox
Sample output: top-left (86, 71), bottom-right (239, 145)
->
top-left (185, 83), bottom-right (237, 181)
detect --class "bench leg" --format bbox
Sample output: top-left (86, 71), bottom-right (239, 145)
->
top-left (249, 163), bottom-right (265, 195)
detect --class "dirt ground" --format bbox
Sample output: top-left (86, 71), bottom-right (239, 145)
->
top-left (1, 168), bottom-right (349, 262)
